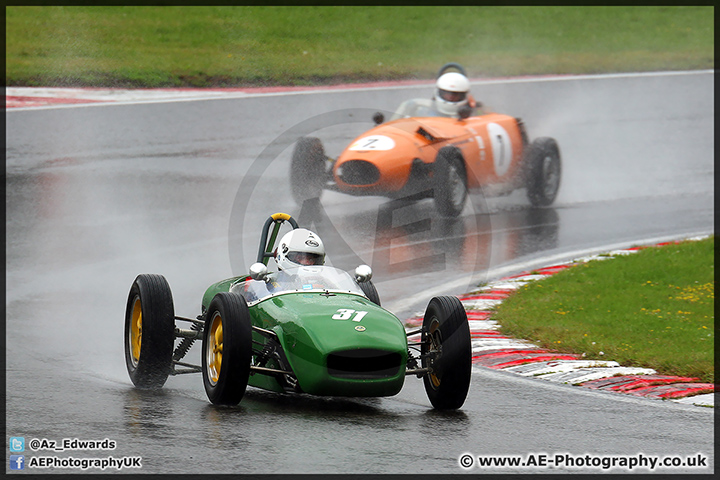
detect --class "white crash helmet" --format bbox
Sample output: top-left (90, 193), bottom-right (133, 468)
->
top-left (275, 228), bottom-right (326, 270)
top-left (434, 72), bottom-right (470, 116)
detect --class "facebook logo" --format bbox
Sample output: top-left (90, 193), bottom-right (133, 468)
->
top-left (9, 455), bottom-right (25, 470)
top-left (10, 437), bottom-right (25, 452)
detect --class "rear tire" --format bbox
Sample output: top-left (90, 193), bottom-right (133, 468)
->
top-left (291, 136), bottom-right (328, 206)
top-left (202, 293), bottom-right (253, 406)
top-left (421, 296), bottom-right (471, 409)
top-left (433, 147), bottom-right (467, 217)
top-left (524, 137), bottom-right (561, 206)
top-left (124, 274), bottom-right (175, 389)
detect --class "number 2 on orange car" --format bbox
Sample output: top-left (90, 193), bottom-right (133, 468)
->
top-left (332, 309), bottom-right (369, 322)
top-left (349, 135), bottom-right (395, 151)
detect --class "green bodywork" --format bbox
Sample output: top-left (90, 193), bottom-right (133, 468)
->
top-left (202, 278), bottom-right (408, 397)
top-left (202, 276), bottom-right (243, 312)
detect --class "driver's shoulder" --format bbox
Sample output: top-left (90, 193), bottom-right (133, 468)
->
top-left (392, 98), bottom-right (436, 119)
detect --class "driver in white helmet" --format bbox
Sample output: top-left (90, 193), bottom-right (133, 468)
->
top-left (390, 68), bottom-right (481, 120)
top-left (242, 227), bottom-right (326, 302)
top-left (433, 71), bottom-right (479, 117)
top-left (275, 228), bottom-right (326, 270)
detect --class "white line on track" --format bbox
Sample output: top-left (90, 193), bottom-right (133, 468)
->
top-left (6, 69), bottom-right (713, 112)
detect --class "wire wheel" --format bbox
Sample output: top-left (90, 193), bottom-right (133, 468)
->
top-left (433, 147), bottom-right (467, 217)
top-left (524, 137), bottom-right (561, 206)
top-left (540, 153), bottom-right (561, 200)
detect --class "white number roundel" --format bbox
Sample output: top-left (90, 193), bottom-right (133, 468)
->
top-left (349, 135), bottom-right (395, 151)
top-left (487, 123), bottom-right (512, 177)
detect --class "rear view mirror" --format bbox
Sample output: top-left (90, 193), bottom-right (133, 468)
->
top-left (249, 262), bottom-right (269, 281)
top-left (355, 264), bottom-right (373, 282)
top-left (458, 104), bottom-right (472, 119)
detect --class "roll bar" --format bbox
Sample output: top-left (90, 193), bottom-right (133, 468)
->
top-left (256, 213), bottom-right (299, 265)
top-left (436, 62), bottom-right (467, 78)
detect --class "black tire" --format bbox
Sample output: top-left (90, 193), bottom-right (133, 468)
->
top-left (359, 280), bottom-right (381, 306)
top-left (433, 147), bottom-right (467, 217)
top-left (524, 137), bottom-right (561, 207)
top-left (202, 293), bottom-right (253, 406)
top-left (124, 274), bottom-right (175, 389)
top-left (421, 296), bottom-right (472, 409)
top-left (290, 136), bottom-right (328, 206)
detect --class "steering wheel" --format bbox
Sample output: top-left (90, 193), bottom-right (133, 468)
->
top-left (436, 63), bottom-right (467, 79)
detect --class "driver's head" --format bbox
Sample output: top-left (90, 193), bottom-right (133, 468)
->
top-left (275, 228), bottom-right (325, 270)
top-left (434, 72), bottom-right (470, 116)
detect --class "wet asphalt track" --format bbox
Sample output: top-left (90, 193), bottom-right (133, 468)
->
top-left (5, 71), bottom-right (714, 474)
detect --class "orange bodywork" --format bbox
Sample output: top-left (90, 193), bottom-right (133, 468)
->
top-left (332, 112), bottom-right (526, 195)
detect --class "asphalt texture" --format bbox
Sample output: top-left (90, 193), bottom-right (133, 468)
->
top-left (5, 71), bottom-right (714, 474)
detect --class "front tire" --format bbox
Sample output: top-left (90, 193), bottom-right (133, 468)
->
top-left (421, 296), bottom-right (471, 409)
top-left (359, 280), bottom-right (381, 306)
top-left (291, 136), bottom-right (328, 206)
top-left (202, 293), bottom-right (253, 406)
top-left (433, 147), bottom-right (467, 217)
top-left (524, 137), bottom-right (561, 206)
top-left (124, 274), bottom-right (175, 389)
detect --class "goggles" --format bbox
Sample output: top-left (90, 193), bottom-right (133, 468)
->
top-left (438, 89), bottom-right (467, 103)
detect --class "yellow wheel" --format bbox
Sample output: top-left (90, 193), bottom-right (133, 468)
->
top-left (206, 312), bottom-right (224, 386)
top-left (124, 274), bottom-right (175, 389)
top-left (202, 293), bottom-right (252, 405)
top-left (129, 296), bottom-right (143, 368)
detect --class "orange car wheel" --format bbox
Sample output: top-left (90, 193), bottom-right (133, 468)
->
top-left (524, 137), bottom-right (561, 206)
top-left (433, 147), bottom-right (467, 217)
top-left (290, 136), bottom-right (327, 206)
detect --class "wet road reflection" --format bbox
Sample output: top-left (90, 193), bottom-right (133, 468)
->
top-left (5, 72), bottom-right (714, 474)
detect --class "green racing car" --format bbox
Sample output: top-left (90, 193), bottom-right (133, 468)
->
top-left (124, 213), bottom-right (472, 409)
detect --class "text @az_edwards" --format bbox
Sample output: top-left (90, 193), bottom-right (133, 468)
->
top-left (27, 437), bottom-right (116, 452)
top-left (8, 437), bottom-right (142, 472)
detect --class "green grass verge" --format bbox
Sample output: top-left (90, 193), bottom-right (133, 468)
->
top-left (491, 237), bottom-right (714, 383)
top-left (5, 6), bottom-right (714, 87)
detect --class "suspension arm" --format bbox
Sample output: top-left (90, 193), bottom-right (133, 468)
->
top-left (405, 328), bottom-right (423, 337)
top-left (250, 365), bottom-right (293, 376)
top-left (252, 325), bottom-right (278, 340)
top-left (175, 315), bottom-right (204, 328)
top-left (174, 327), bottom-right (203, 340)
top-left (170, 361), bottom-right (202, 375)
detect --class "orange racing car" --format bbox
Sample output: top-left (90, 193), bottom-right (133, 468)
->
top-left (290, 63), bottom-right (561, 217)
